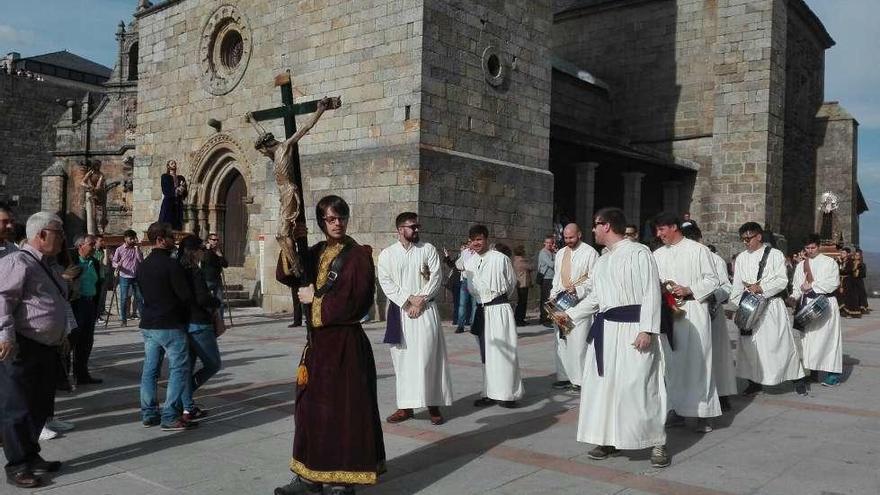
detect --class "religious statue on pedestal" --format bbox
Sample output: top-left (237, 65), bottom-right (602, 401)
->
top-left (818, 191), bottom-right (840, 243)
top-left (159, 159), bottom-right (187, 230)
top-left (80, 159), bottom-right (119, 235)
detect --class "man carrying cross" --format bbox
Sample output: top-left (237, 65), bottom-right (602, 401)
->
top-left (248, 96), bottom-right (333, 278)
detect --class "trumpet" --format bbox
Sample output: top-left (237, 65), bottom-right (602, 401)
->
top-left (662, 280), bottom-right (687, 318)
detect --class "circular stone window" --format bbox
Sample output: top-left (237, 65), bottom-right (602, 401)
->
top-left (200, 5), bottom-right (252, 95)
top-left (482, 46), bottom-right (507, 87)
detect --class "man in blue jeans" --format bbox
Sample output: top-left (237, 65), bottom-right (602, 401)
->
top-left (454, 241), bottom-right (475, 333)
top-left (111, 230), bottom-right (144, 326)
top-left (136, 222), bottom-right (196, 431)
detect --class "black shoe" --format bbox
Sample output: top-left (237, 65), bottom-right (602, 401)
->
top-left (587, 445), bottom-right (620, 460)
top-left (473, 397), bottom-right (496, 407)
top-left (327, 486), bottom-right (355, 495)
top-left (274, 476), bottom-right (322, 495)
top-left (806, 370), bottom-right (820, 383)
top-left (76, 376), bottom-right (103, 385)
top-left (742, 381), bottom-right (763, 396)
top-left (30, 457), bottom-right (61, 475)
top-left (288, 322), bottom-right (302, 328)
top-left (161, 419), bottom-right (199, 432)
top-left (551, 380), bottom-right (572, 390)
top-left (794, 380), bottom-right (808, 396)
top-left (498, 400), bottom-right (518, 409)
top-left (455, 327), bottom-right (466, 334)
top-left (6, 470), bottom-right (41, 489)
top-left (719, 396), bottom-right (732, 412)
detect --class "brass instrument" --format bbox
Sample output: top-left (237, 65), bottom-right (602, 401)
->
top-left (662, 280), bottom-right (687, 318)
top-left (545, 273), bottom-right (589, 336)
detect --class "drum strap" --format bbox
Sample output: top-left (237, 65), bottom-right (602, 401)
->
top-left (755, 246), bottom-right (771, 282)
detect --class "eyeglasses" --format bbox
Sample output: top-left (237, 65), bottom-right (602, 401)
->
top-left (323, 216), bottom-right (349, 225)
top-left (399, 224), bottom-right (421, 230)
top-left (741, 234), bottom-right (757, 242)
top-left (593, 221), bottom-right (609, 227)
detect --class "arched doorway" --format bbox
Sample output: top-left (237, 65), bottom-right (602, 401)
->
top-left (219, 169), bottom-right (247, 266)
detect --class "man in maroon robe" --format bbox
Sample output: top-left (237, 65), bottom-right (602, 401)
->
top-left (274, 195), bottom-right (385, 495)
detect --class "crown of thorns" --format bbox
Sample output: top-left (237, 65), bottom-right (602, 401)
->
top-left (254, 132), bottom-right (276, 150)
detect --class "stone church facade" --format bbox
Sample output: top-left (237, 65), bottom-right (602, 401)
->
top-left (37, 0), bottom-right (859, 313)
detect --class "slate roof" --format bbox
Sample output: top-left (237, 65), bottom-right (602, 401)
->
top-left (21, 50), bottom-right (112, 79)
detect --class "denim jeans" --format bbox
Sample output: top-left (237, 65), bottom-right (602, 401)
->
top-left (457, 279), bottom-right (473, 328)
top-left (183, 323), bottom-right (222, 411)
top-left (118, 277), bottom-right (144, 321)
top-left (140, 329), bottom-right (191, 425)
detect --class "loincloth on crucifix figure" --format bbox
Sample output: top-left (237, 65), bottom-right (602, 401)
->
top-left (250, 96), bottom-right (334, 278)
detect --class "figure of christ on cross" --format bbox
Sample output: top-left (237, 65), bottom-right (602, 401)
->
top-left (247, 90), bottom-right (339, 278)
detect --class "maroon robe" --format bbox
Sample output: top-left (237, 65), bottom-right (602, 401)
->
top-left (280, 237), bottom-right (386, 485)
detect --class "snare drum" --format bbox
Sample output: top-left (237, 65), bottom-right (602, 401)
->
top-left (734, 291), bottom-right (768, 332)
top-left (794, 294), bottom-right (830, 329)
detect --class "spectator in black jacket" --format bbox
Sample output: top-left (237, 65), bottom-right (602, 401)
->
top-left (137, 222), bottom-right (196, 432)
top-left (177, 235), bottom-right (222, 422)
top-left (202, 233), bottom-right (228, 311)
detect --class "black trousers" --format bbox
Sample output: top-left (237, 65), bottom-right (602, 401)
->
top-left (70, 296), bottom-right (97, 379)
top-left (0, 337), bottom-right (59, 473)
top-left (539, 278), bottom-right (552, 322)
top-left (515, 287), bottom-right (529, 323)
top-left (290, 288), bottom-right (303, 325)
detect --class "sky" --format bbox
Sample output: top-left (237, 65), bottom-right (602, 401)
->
top-left (1, 0), bottom-right (878, 250)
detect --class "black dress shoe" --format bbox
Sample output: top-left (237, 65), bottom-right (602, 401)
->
top-left (274, 476), bottom-right (322, 495)
top-left (31, 457), bottom-right (62, 475)
top-left (473, 397), bottom-right (496, 407)
top-left (288, 322), bottom-right (302, 328)
top-left (498, 400), bottom-right (518, 409)
top-left (76, 376), bottom-right (103, 385)
top-left (7, 470), bottom-right (42, 488)
top-left (455, 327), bottom-right (466, 334)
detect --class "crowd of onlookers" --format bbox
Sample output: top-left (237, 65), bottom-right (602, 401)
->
top-left (0, 203), bottom-right (230, 488)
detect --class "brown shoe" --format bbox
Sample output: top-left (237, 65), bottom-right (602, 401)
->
top-left (7, 470), bottom-right (42, 489)
top-left (386, 409), bottom-right (413, 423)
top-left (428, 406), bottom-right (444, 425)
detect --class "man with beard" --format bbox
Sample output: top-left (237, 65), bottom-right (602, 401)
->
top-left (653, 213), bottom-right (720, 433)
top-left (561, 207), bottom-right (669, 468)
top-left (549, 223), bottom-right (598, 391)
top-left (791, 234), bottom-right (842, 387)
top-left (733, 222), bottom-right (805, 395)
top-left (378, 212), bottom-right (453, 426)
top-left (464, 225), bottom-right (524, 408)
top-left (275, 195), bottom-right (385, 495)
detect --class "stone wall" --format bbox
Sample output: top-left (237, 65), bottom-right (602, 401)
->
top-left (0, 73), bottom-right (87, 218)
top-left (134, 0), bottom-right (425, 310)
top-left (815, 102), bottom-right (859, 246)
top-left (780, 5), bottom-right (826, 247)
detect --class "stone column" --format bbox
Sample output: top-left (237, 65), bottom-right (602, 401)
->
top-left (574, 162), bottom-right (598, 225)
top-left (622, 172), bottom-right (645, 228)
top-left (662, 181), bottom-right (681, 214)
top-left (40, 160), bottom-right (67, 215)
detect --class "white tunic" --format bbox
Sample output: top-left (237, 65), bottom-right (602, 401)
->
top-left (710, 252), bottom-right (738, 396)
top-left (465, 249), bottom-right (524, 401)
top-left (654, 238), bottom-right (721, 418)
top-left (732, 245), bottom-right (805, 385)
top-left (567, 239), bottom-right (666, 450)
top-left (550, 242), bottom-right (599, 385)
top-left (791, 254), bottom-right (843, 373)
top-left (377, 241), bottom-right (453, 409)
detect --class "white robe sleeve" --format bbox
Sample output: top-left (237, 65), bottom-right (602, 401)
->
top-left (504, 255), bottom-right (518, 300)
top-left (549, 249), bottom-right (563, 299)
top-left (760, 250), bottom-right (788, 298)
top-left (567, 275), bottom-right (598, 323)
top-left (637, 248), bottom-right (662, 334)
top-left (713, 255), bottom-right (731, 303)
top-left (575, 248), bottom-right (598, 300)
top-left (791, 261), bottom-right (805, 300)
top-left (731, 254), bottom-right (745, 306)
top-left (690, 245), bottom-right (720, 302)
top-left (812, 257), bottom-right (840, 295)
top-left (377, 248), bottom-right (409, 308)
top-left (418, 244), bottom-right (443, 300)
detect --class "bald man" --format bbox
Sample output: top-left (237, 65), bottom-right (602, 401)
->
top-left (549, 224), bottom-right (598, 390)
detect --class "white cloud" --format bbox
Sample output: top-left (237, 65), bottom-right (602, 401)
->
top-left (0, 24), bottom-right (36, 47)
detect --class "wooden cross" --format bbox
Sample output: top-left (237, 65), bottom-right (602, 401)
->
top-left (248, 71), bottom-right (340, 284)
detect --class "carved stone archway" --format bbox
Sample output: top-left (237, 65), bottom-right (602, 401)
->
top-left (187, 133), bottom-right (251, 237)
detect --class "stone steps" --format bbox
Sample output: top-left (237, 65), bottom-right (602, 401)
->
top-left (222, 284), bottom-right (256, 308)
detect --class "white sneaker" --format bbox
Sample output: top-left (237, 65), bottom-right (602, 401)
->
top-left (47, 419), bottom-right (75, 432)
top-left (39, 426), bottom-right (59, 441)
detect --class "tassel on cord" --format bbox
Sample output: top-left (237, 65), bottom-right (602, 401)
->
top-left (296, 345), bottom-right (309, 386)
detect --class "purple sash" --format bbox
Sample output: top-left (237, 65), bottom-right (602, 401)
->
top-left (587, 304), bottom-right (641, 377)
top-left (383, 301), bottom-right (402, 344)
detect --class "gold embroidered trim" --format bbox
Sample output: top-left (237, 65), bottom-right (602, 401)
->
top-left (290, 459), bottom-right (378, 485)
top-left (311, 242), bottom-right (343, 327)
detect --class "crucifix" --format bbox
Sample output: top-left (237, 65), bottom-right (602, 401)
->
top-left (246, 71), bottom-right (340, 285)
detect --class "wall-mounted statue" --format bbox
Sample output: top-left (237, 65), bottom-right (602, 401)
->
top-left (80, 159), bottom-right (120, 234)
top-left (159, 159), bottom-right (187, 230)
